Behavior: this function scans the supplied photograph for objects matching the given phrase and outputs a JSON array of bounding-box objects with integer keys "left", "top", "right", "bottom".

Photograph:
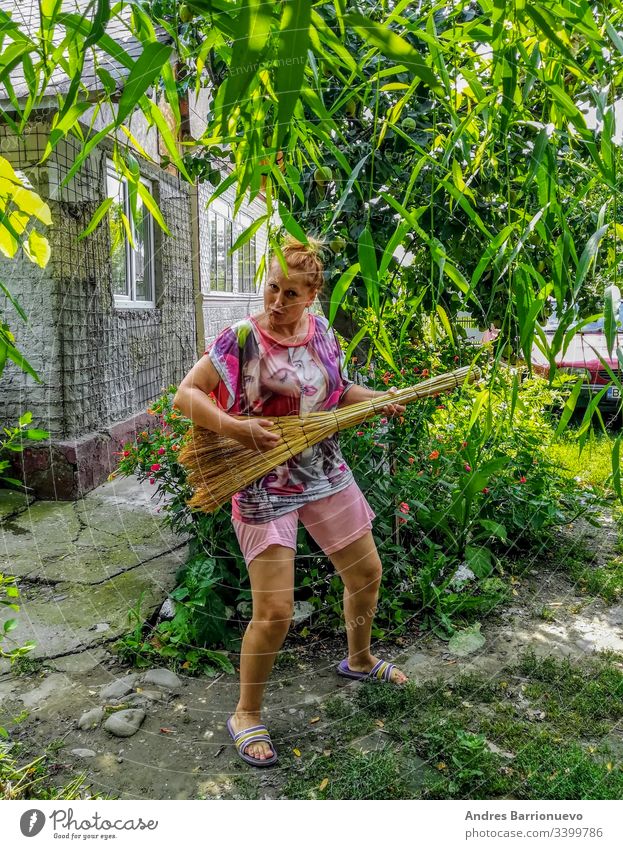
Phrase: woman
[{"left": 173, "top": 236, "right": 408, "bottom": 767}]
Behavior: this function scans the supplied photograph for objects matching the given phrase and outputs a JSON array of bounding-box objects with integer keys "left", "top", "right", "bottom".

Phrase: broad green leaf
[
  {"left": 117, "top": 42, "right": 172, "bottom": 126},
  {"left": 344, "top": 12, "right": 441, "bottom": 94},
  {"left": 275, "top": 1, "right": 311, "bottom": 150},
  {"left": 78, "top": 197, "right": 113, "bottom": 240},
  {"left": 23, "top": 230, "right": 51, "bottom": 268},
  {"left": 277, "top": 204, "right": 308, "bottom": 243},
  {"left": 555, "top": 377, "right": 584, "bottom": 437},
  {"left": 329, "top": 263, "right": 360, "bottom": 325},
  {"left": 357, "top": 226, "right": 379, "bottom": 314},
  {"left": 230, "top": 215, "right": 268, "bottom": 254}
]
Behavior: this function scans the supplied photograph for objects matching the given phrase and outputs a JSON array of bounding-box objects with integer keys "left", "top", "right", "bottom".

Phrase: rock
[
  {"left": 126, "top": 690, "right": 166, "bottom": 706},
  {"left": 71, "top": 748, "right": 97, "bottom": 758},
  {"left": 103, "top": 709, "right": 146, "bottom": 738},
  {"left": 142, "top": 669, "right": 182, "bottom": 690},
  {"left": 78, "top": 707, "right": 105, "bottom": 730},
  {"left": 292, "top": 601, "right": 314, "bottom": 625},
  {"left": 100, "top": 676, "right": 139, "bottom": 700},
  {"left": 49, "top": 650, "right": 108, "bottom": 674},
  {"left": 90, "top": 623, "right": 111, "bottom": 633},
  {"left": 158, "top": 599, "right": 176, "bottom": 621}
]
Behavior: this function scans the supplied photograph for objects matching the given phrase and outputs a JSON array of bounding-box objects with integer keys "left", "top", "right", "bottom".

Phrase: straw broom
[{"left": 178, "top": 364, "right": 480, "bottom": 513}]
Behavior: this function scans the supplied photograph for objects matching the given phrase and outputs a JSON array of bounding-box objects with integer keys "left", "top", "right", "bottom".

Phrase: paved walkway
[{"left": 0, "top": 476, "right": 187, "bottom": 667}]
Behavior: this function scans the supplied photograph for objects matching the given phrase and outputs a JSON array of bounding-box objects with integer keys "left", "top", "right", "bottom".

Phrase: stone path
[
  {"left": 1, "top": 476, "right": 622, "bottom": 799},
  {"left": 0, "top": 475, "right": 187, "bottom": 664}
]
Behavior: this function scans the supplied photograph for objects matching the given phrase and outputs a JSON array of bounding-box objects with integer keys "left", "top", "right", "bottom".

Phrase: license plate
[{"left": 607, "top": 386, "right": 622, "bottom": 400}]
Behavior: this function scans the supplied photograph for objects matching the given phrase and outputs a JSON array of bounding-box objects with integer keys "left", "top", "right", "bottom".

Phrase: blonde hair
[{"left": 270, "top": 235, "right": 326, "bottom": 293}]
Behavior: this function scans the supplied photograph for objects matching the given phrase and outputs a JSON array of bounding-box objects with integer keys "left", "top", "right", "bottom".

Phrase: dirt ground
[{"left": 2, "top": 510, "right": 622, "bottom": 800}]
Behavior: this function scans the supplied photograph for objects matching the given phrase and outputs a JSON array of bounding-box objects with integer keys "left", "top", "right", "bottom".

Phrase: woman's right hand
[{"left": 230, "top": 417, "right": 283, "bottom": 452}]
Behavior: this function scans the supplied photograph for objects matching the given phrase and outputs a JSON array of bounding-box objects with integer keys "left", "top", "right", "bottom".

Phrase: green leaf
[
  {"left": 554, "top": 377, "right": 584, "bottom": 437},
  {"left": 275, "top": 1, "right": 311, "bottom": 150},
  {"left": 230, "top": 215, "right": 268, "bottom": 254},
  {"left": 343, "top": 12, "right": 441, "bottom": 94},
  {"left": 117, "top": 42, "right": 172, "bottom": 126},
  {"left": 78, "top": 197, "right": 113, "bottom": 240},
  {"left": 23, "top": 230, "right": 51, "bottom": 268},
  {"left": 277, "top": 204, "right": 308, "bottom": 244},
  {"left": 612, "top": 434, "right": 623, "bottom": 503},
  {"left": 18, "top": 411, "right": 32, "bottom": 427},
  {"left": 24, "top": 428, "right": 49, "bottom": 440},
  {"left": 477, "top": 519, "right": 507, "bottom": 541},
  {"left": 575, "top": 225, "right": 609, "bottom": 292},
  {"left": 357, "top": 226, "right": 378, "bottom": 314},
  {"left": 604, "top": 285, "right": 620, "bottom": 358}
]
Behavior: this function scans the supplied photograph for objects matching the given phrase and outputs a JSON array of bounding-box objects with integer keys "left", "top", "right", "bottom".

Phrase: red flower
[
  {"left": 158, "top": 447, "right": 165, "bottom": 455},
  {"left": 150, "top": 463, "right": 161, "bottom": 472},
  {"left": 421, "top": 369, "right": 430, "bottom": 377},
  {"left": 454, "top": 355, "right": 459, "bottom": 362},
  {"left": 172, "top": 444, "right": 179, "bottom": 451},
  {"left": 380, "top": 417, "right": 388, "bottom": 425},
  {"left": 482, "top": 487, "right": 489, "bottom": 494},
  {"left": 413, "top": 367, "right": 419, "bottom": 373},
  {"left": 149, "top": 478, "right": 155, "bottom": 485},
  {"left": 381, "top": 372, "right": 394, "bottom": 385},
  {"left": 123, "top": 450, "right": 131, "bottom": 457},
  {"left": 399, "top": 502, "right": 410, "bottom": 513},
  {"left": 408, "top": 456, "right": 415, "bottom": 465},
  {"left": 464, "top": 464, "right": 471, "bottom": 472},
  {"left": 519, "top": 476, "right": 527, "bottom": 483},
  {"left": 461, "top": 441, "right": 468, "bottom": 448},
  {"left": 429, "top": 450, "right": 440, "bottom": 460},
  {"left": 356, "top": 431, "right": 364, "bottom": 436},
  {"left": 436, "top": 405, "right": 445, "bottom": 410},
  {"left": 398, "top": 517, "right": 407, "bottom": 525}
]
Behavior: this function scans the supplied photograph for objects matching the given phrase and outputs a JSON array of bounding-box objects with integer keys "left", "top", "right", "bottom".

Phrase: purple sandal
[
  {"left": 226, "top": 716, "right": 278, "bottom": 768},
  {"left": 336, "top": 657, "right": 403, "bottom": 683}
]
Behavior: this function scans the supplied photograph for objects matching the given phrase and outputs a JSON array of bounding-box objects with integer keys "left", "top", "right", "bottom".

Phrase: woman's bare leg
[
  {"left": 230, "top": 544, "right": 295, "bottom": 761},
  {"left": 329, "top": 531, "right": 407, "bottom": 683}
]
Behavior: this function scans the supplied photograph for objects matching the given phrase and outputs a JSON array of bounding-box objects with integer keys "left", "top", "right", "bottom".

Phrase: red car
[{"left": 531, "top": 315, "right": 623, "bottom": 415}]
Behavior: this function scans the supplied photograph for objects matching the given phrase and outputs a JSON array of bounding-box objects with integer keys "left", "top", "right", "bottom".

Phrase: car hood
[{"left": 531, "top": 332, "right": 623, "bottom": 370}]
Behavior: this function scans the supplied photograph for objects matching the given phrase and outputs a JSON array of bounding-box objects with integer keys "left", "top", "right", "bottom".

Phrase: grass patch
[
  {"left": 550, "top": 434, "right": 615, "bottom": 492},
  {"left": 279, "top": 650, "right": 623, "bottom": 800}
]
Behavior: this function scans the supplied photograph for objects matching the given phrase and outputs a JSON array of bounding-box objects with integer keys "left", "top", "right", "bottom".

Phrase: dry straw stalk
[{"left": 179, "top": 365, "right": 481, "bottom": 513}]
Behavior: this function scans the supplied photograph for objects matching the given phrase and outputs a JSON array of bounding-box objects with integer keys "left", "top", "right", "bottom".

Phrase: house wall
[
  {"left": 196, "top": 180, "right": 267, "bottom": 347},
  {"left": 0, "top": 120, "right": 195, "bottom": 497}
]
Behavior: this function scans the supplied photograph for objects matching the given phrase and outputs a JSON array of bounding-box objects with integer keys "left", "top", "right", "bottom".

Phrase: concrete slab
[
  {"left": 0, "top": 489, "right": 34, "bottom": 521},
  {"left": 0, "top": 547, "right": 187, "bottom": 659},
  {"left": 1, "top": 498, "right": 183, "bottom": 583}
]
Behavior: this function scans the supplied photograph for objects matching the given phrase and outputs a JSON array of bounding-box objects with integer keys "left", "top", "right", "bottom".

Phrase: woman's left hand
[{"left": 381, "top": 386, "right": 406, "bottom": 418}]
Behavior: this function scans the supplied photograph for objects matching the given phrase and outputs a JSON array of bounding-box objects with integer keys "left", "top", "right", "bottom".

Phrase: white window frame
[
  {"left": 107, "top": 159, "right": 156, "bottom": 309},
  {"left": 206, "top": 197, "right": 234, "bottom": 294},
  {"left": 237, "top": 211, "right": 257, "bottom": 295}
]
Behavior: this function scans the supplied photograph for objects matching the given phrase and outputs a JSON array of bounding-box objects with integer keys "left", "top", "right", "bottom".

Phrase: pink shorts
[{"left": 232, "top": 482, "right": 376, "bottom": 567}]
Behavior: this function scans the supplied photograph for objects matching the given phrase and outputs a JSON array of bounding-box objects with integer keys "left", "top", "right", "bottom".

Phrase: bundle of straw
[{"left": 179, "top": 365, "right": 480, "bottom": 513}]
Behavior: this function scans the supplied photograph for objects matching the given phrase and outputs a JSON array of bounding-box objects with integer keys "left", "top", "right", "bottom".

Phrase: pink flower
[
  {"left": 150, "top": 463, "right": 161, "bottom": 472},
  {"left": 158, "top": 447, "right": 165, "bottom": 455},
  {"left": 482, "top": 487, "right": 489, "bottom": 494},
  {"left": 519, "top": 476, "right": 527, "bottom": 483},
  {"left": 464, "top": 464, "right": 471, "bottom": 472},
  {"left": 399, "top": 502, "right": 410, "bottom": 513},
  {"left": 408, "top": 456, "right": 415, "bottom": 465},
  {"left": 356, "top": 431, "right": 364, "bottom": 436},
  {"left": 398, "top": 517, "right": 407, "bottom": 525},
  {"left": 149, "top": 478, "right": 155, "bottom": 485},
  {"left": 380, "top": 417, "right": 388, "bottom": 425}
]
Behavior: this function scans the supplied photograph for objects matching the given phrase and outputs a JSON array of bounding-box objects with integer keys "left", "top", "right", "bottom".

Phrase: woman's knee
[
  {"left": 252, "top": 600, "right": 294, "bottom": 632},
  {"left": 343, "top": 555, "right": 382, "bottom": 594}
]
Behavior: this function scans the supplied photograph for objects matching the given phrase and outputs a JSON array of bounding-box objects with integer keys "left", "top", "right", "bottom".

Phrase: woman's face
[
  {"left": 290, "top": 347, "right": 321, "bottom": 399},
  {"left": 261, "top": 364, "right": 302, "bottom": 398},
  {"left": 264, "top": 262, "right": 317, "bottom": 328}
]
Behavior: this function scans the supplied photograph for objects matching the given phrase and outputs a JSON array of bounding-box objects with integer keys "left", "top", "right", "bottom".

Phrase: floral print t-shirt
[{"left": 205, "top": 313, "right": 355, "bottom": 524}]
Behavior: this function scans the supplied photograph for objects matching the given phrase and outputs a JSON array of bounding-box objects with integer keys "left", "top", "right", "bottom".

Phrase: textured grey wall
[{"left": 0, "top": 122, "right": 196, "bottom": 441}]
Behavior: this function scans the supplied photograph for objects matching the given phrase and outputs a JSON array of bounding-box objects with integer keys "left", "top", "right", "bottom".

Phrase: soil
[{"left": 2, "top": 509, "right": 622, "bottom": 800}]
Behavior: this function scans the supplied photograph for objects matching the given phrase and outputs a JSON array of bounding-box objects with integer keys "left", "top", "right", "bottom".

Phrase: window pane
[
  {"left": 216, "top": 216, "right": 225, "bottom": 291},
  {"left": 133, "top": 193, "right": 152, "bottom": 302},
  {"left": 209, "top": 211, "right": 217, "bottom": 291},
  {"left": 226, "top": 220, "right": 233, "bottom": 292},
  {"left": 107, "top": 171, "right": 128, "bottom": 297}
]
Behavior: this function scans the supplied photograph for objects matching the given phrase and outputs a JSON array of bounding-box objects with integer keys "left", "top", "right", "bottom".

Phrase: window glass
[
  {"left": 107, "top": 170, "right": 128, "bottom": 297},
  {"left": 133, "top": 192, "right": 151, "bottom": 302}
]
